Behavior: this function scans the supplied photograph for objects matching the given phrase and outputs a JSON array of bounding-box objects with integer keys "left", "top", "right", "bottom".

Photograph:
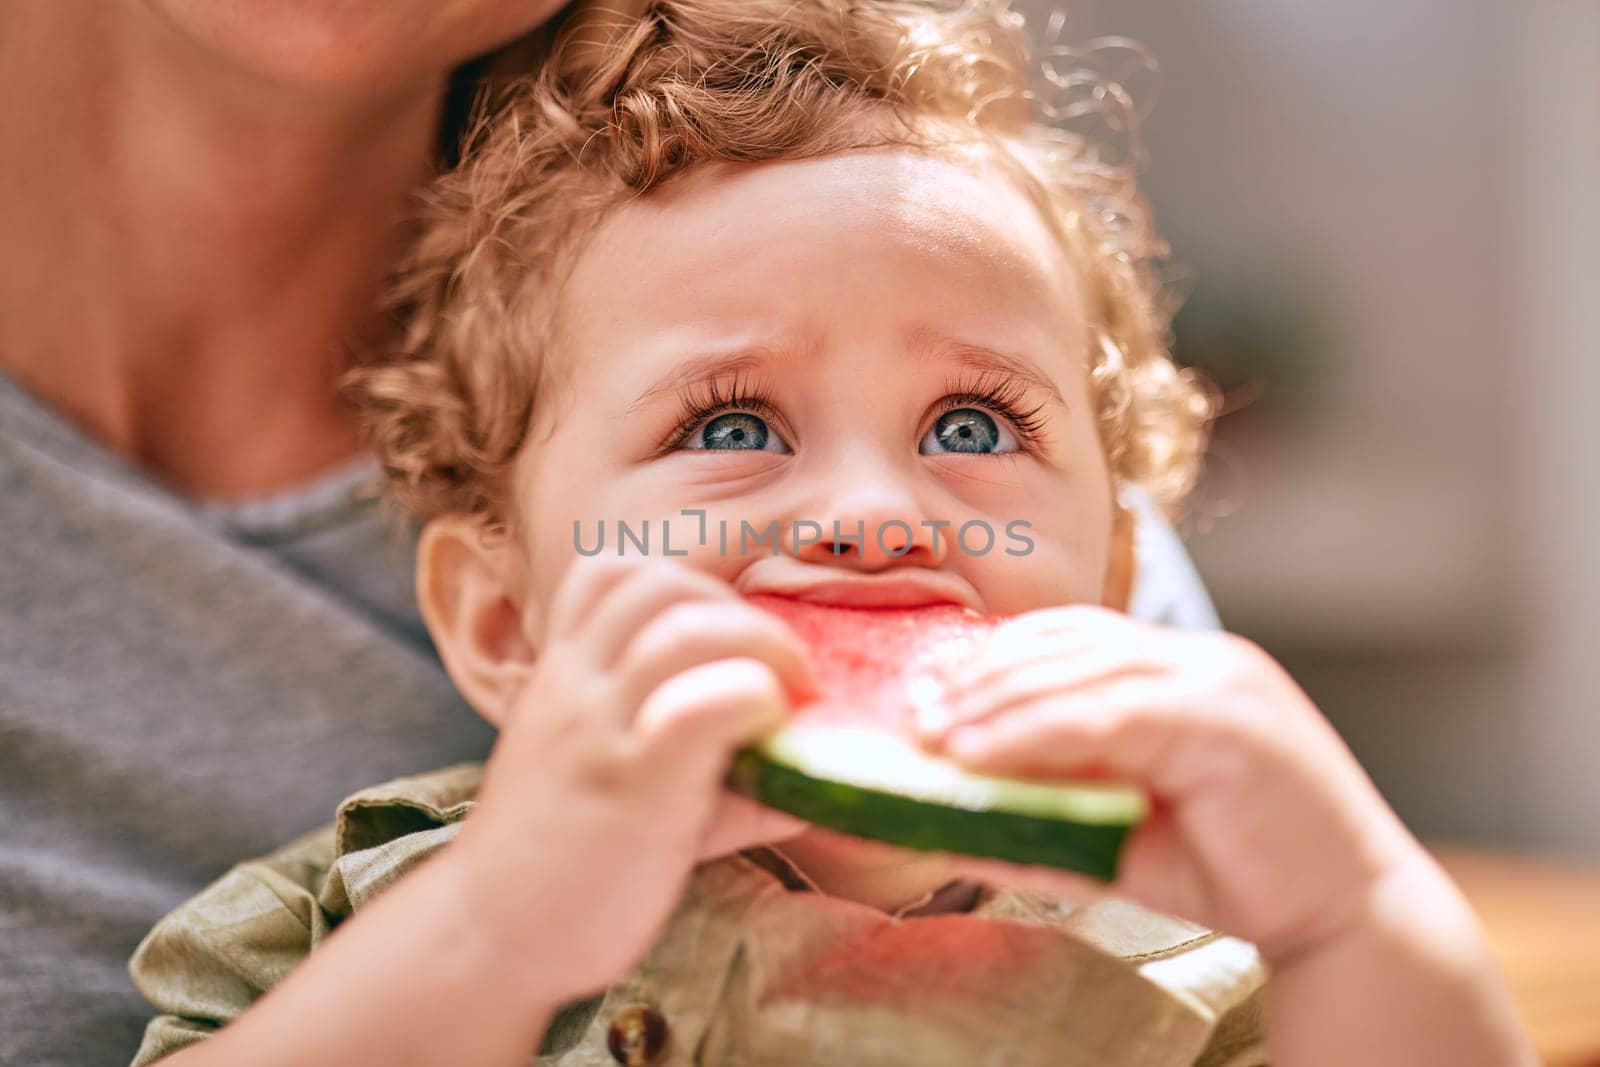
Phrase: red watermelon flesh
[
  {"left": 744, "top": 594, "right": 995, "bottom": 733},
  {"left": 732, "top": 595, "right": 1146, "bottom": 879}
]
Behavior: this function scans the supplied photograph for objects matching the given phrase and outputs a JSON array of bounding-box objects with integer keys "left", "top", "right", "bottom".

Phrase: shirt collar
[
  {"left": 333, "top": 762, "right": 483, "bottom": 856},
  {"left": 330, "top": 765, "right": 1032, "bottom": 926}
]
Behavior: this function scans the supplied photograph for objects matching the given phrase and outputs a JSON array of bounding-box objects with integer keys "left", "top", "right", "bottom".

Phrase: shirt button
[{"left": 606, "top": 1002, "right": 669, "bottom": 1066}]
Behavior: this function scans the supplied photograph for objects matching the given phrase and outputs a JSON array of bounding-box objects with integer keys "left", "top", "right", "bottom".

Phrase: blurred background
[
  {"left": 1012, "top": 0, "right": 1600, "bottom": 861},
  {"left": 1008, "top": 6, "right": 1600, "bottom": 1054}
]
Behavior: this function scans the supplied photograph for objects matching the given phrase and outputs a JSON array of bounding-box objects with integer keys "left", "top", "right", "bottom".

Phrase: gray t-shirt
[
  {"left": 0, "top": 373, "right": 495, "bottom": 1066},
  {"left": 0, "top": 372, "right": 1219, "bottom": 1067}
]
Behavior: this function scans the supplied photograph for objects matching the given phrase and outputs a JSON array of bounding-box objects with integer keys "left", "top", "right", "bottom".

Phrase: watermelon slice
[{"left": 727, "top": 595, "right": 1147, "bottom": 881}]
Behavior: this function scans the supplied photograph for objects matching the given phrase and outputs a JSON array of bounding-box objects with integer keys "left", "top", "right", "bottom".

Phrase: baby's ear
[
  {"left": 1101, "top": 503, "right": 1137, "bottom": 613},
  {"left": 416, "top": 515, "right": 537, "bottom": 727}
]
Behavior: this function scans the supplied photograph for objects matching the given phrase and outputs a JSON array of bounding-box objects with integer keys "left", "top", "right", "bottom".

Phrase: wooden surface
[{"left": 1433, "top": 845, "right": 1600, "bottom": 1067}]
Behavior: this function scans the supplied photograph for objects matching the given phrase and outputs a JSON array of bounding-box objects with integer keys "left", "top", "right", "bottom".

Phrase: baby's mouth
[{"left": 738, "top": 565, "right": 983, "bottom": 611}]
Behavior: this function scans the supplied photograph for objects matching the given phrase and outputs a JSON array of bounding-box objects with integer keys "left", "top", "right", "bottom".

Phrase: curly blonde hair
[{"left": 349, "top": 0, "right": 1212, "bottom": 523}]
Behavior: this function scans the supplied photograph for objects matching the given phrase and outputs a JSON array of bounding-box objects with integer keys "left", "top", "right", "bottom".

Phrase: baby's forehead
[
  {"left": 553, "top": 146, "right": 1084, "bottom": 353},
  {"left": 616, "top": 146, "right": 1065, "bottom": 267}
]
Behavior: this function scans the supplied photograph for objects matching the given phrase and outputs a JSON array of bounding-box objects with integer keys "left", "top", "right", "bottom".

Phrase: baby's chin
[{"left": 774, "top": 827, "right": 967, "bottom": 914}]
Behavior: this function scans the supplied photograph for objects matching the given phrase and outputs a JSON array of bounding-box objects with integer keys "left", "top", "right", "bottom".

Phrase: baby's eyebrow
[
  {"left": 907, "top": 329, "right": 1067, "bottom": 407},
  {"left": 626, "top": 348, "right": 779, "bottom": 413},
  {"left": 626, "top": 333, "right": 1066, "bottom": 411}
]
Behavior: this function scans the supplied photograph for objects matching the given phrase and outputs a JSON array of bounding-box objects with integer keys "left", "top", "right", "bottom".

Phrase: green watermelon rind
[{"left": 728, "top": 724, "right": 1146, "bottom": 882}]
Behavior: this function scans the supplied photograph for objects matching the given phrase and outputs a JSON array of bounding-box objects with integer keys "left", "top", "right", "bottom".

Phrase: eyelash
[
  {"left": 931, "top": 371, "right": 1050, "bottom": 449},
  {"left": 659, "top": 370, "right": 1050, "bottom": 452},
  {"left": 659, "top": 373, "right": 782, "bottom": 453}
]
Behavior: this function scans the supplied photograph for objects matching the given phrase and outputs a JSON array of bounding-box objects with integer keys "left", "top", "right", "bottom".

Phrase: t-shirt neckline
[{"left": 0, "top": 367, "right": 384, "bottom": 542}]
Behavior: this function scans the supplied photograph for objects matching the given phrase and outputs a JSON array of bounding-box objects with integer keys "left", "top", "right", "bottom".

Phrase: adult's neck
[{"left": 0, "top": 2, "right": 446, "bottom": 499}]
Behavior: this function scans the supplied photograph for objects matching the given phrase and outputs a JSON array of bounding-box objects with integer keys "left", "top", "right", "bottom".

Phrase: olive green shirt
[{"left": 127, "top": 765, "right": 1267, "bottom": 1067}]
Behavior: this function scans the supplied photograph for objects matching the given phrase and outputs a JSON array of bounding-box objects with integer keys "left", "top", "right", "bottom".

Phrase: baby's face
[
  {"left": 512, "top": 145, "right": 1114, "bottom": 635},
  {"left": 505, "top": 146, "right": 1115, "bottom": 909}
]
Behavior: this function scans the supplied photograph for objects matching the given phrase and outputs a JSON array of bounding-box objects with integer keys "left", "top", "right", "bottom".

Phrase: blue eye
[
  {"left": 686, "top": 412, "right": 791, "bottom": 453},
  {"left": 920, "top": 407, "right": 1018, "bottom": 455}
]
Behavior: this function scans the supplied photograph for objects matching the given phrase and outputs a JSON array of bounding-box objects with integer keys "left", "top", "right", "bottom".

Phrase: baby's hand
[
  {"left": 919, "top": 606, "right": 1428, "bottom": 960},
  {"left": 453, "top": 556, "right": 812, "bottom": 998},
  {"left": 920, "top": 606, "right": 1536, "bottom": 1065}
]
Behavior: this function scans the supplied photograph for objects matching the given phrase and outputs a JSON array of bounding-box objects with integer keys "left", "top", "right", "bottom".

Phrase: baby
[{"left": 127, "top": 1, "right": 1534, "bottom": 1065}]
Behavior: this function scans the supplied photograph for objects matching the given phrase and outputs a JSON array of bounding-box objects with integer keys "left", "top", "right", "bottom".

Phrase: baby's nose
[{"left": 794, "top": 490, "right": 948, "bottom": 569}]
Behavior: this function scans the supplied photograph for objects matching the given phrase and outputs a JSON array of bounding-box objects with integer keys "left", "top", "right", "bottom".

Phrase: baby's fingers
[
  {"left": 583, "top": 561, "right": 738, "bottom": 667},
  {"left": 935, "top": 683, "right": 1210, "bottom": 795},
  {"left": 618, "top": 601, "right": 814, "bottom": 716},
  {"left": 546, "top": 554, "right": 638, "bottom": 639},
  {"left": 635, "top": 657, "right": 789, "bottom": 786},
  {"left": 923, "top": 608, "right": 1158, "bottom": 736},
  {"left": 935, "top": 697, "right": 1239, "bottom": 923},
  {"left": 930, "top": 629, "right": 1304, "bottom": 795},
  {"left": 926, "top": 659, "right": 1162, "bottom": 738},
  {"left": 628, "top": 658, "right": 791, "bottom": 859}
]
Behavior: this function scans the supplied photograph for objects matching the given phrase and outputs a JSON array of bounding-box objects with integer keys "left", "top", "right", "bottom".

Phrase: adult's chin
[{"left": 134, "top": 0, "right": 567, "bottom": 93}]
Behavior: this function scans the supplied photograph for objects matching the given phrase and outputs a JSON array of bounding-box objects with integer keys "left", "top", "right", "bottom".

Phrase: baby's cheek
[
  {"left": 964, "top": 523, "right": 1110, "bottom": 615},
  {"left": 944, "top": 446, "right": 1114, "bottom": 614}
]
